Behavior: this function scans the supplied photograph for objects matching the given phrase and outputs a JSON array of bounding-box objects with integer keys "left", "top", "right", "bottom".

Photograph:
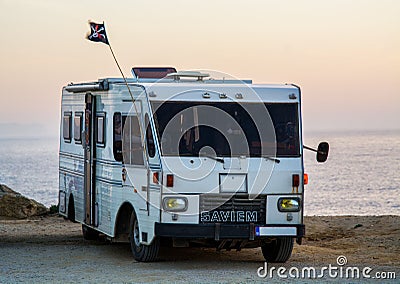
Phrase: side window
[
  {"left": 96, "top": 113, "right": 106, "bottom": 147},
  {"left": 122, "top": 115, "right": 144, "bottom": 165},
  {"left": 113, "top": 112, "right": 123, "bottom": 162},
  {"left": 145, "top": 114, "right": 156, "bottom": 158},
  {"left": 74, "top": 112, "right": 83, "bottom": 144},
  {"left": 63, "top": 112, "right": 72, "bottom": 143}
]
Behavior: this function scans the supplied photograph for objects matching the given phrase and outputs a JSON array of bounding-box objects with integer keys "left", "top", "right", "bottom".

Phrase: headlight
[
  {"left": 278, "top": 198, "right": 301, "bottom": 212},
  {"left": 162, "top": 197, "right": 188, "bottom": 212}
]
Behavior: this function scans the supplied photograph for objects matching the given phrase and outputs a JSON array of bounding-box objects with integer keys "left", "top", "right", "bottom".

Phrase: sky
[{"left": 0, "top": 0, "right": 399, "bottom": 138}]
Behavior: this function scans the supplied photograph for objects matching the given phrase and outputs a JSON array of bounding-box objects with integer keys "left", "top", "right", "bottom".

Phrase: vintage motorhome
[{"left": 59, "top": 68, "right": 328, "bottom": 262}]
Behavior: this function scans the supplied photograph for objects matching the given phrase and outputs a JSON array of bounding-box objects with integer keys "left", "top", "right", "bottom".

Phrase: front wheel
[
  {"left": 129, "top": 212, "right": 159, "bottom": 262},
  {"left": 261, "top": 237, "right": 294, "bottom": 263}
]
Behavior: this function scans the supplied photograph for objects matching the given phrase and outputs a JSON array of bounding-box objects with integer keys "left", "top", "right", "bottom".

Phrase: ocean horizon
[{"left": 0, "top": 129, "right": 399, "bottom": 216}]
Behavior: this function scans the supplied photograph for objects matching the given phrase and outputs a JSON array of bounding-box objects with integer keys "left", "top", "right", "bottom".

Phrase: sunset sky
[{"left": 0, "top": 0, "right": 399, "bottom": 137}]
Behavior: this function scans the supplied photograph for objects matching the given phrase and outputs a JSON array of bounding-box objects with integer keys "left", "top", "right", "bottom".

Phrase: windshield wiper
[
  {"left": 199, "top": 153, "right": 224, "bottom": 164},
  {"left": 200, "top": 154, "right": 279, "bottom": 164},
  {"left": 263, "top": 156, "right": 280, "bottom": 164}
]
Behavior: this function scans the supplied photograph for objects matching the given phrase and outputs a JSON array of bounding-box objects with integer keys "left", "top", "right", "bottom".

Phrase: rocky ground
[
  {"left": 0, "top": 184, "right": 48, "bottom": 219},
  {"left": 1, "top": 184, "right": 399, "bottom": 283},
  {"left": 0, "top": 215, "right": 399, "bottom": 283}
]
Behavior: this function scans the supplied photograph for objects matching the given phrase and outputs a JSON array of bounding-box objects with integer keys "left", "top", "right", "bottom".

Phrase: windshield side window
[{"left": 145, "top": 114, "right": 156, "bottom": 158}]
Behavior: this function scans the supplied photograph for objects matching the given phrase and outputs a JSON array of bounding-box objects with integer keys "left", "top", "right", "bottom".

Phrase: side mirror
[{"left": 316, "top": 142, "right": 329, "bottom": 163}]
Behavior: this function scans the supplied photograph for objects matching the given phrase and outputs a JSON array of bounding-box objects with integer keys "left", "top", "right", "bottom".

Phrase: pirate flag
[{"left": 86, "top": 21, "right": 109, "bottom": 45}]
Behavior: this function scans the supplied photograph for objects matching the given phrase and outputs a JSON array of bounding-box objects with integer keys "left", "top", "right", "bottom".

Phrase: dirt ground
[{"left": 0, "top": 215, "right": 399, "bottom": 283}]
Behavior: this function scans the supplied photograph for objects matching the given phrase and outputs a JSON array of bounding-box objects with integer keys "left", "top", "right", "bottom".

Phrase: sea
[{"left": 0, "top": 130, "right": 399, "bottom": 216}]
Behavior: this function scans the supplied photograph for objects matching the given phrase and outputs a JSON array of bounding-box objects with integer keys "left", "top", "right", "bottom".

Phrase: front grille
[{"left": 199, "top": 194, "right": 266, "bottom": 224}]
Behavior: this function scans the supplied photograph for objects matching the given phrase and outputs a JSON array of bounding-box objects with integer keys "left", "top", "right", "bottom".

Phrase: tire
[
  {"left": 82, "top": 224, "right": 99, "bottom": 240},
  {"left": 129, "top": 211, "right": 159, "bottom": 262},
  {"left": 68, "top": 197, "right": 76, "bottom": 223},
  {"left": 261, "top": 237, "right": 294, "bottom": 263}
]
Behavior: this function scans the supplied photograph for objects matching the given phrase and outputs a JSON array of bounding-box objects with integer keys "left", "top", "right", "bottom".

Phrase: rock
[
  {"left": 0, "top": 184, "right": 17, "bottom": 196},
  {"left": 0, "top": 184, "right": 48, "bottom": 219}
]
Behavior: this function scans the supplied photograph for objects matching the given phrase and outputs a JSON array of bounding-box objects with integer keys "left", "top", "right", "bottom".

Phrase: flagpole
[
  {"left": 87, "top": 21, "right": 147, "bottom": 157},
  {"left": 107, "top": 42, "right": 149, "bottom": 155},
  {"left": 107, "top": 41, "right": 135, "bottom": 103},
  {"left": 99, "top": 22, "right": 148, "bottom": 161}
]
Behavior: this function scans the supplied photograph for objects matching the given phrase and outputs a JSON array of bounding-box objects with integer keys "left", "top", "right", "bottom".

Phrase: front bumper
[{"left": 155, "top": 223, "right": 305, "bottom": 240}]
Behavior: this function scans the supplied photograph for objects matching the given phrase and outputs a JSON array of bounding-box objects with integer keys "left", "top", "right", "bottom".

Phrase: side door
[
  {"left": 121, "top": 100, "right": 148, "bottom": 211},
  {"left": 83, "top": 93, "right": 97, "bottom": 226},
  {"left": 121, "top": 95, "right": 162, "bottom": 244},
  {"left": 144, "top": 111, "right": 162, "bottom": 216},
  {"left": 121, "top": 99, "right": 162, "bottom": 215}
]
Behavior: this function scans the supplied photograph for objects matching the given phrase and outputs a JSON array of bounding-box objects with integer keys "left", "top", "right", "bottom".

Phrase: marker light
[
  {"left": 278, "top": 198, "right": 301, "bottom": 212},
  {"left": 162, "top": 197, "right": 188, "bottom": 212},
  {"left": 153, "top": 172, "right": 159, "bottom": 184},
  {"left": 292, "top": 174, "right": 300, "bottom": 187},
  {"left": 166, "top": 174, "right": 174, "bottom": 187},
  {"left": 304, "top": 173, "right": 308, "bottom": 185}
]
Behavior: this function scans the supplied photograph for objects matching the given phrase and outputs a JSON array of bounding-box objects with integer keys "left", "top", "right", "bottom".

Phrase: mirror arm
[
  {"left": 303, "top": 145, "right": 317, "bottom": 153},
  {"left": 304, "top": 145, "right": 326, "bottom": 155}
]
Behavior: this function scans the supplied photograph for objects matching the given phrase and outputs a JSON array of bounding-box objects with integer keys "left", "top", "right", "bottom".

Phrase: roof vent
[{"left": 166, "top": 71, "right": 210, "bottom": 81}]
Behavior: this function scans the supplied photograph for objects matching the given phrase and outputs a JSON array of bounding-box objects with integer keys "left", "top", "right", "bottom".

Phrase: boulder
[
  {"left": 0, "top": 184, "right": 16, "bottom": 196},
  {"left": 0, "top": 184, "right": 48, "bottom": 219}
]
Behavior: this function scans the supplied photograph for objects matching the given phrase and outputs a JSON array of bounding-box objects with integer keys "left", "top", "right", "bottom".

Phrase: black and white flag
[{"left": 86, "top": 21, "right": 109, "bottom": 45}]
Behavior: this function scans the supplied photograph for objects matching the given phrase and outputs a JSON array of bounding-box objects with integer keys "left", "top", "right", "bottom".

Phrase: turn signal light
[
  {"left": 292, "top": 174, "right": 300, "bottom": 187},
  {"left": 153, "top": 172, "right": 159, "bottom": 184},
  {"left": 304, "top": 173, "right": 308, "bottom": 185},
  {"left": 166, "top": 174, "right": 174, "bottom": 187}
]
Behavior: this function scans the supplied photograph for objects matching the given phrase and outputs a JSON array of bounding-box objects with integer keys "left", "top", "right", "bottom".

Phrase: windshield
[{"left": 151, "top": 101, "right": 300, "bottom": 158}]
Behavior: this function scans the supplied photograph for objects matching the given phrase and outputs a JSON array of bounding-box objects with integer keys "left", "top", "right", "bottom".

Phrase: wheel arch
[{"left": 114, "top": 201, "right": 135, "bottom": 242}]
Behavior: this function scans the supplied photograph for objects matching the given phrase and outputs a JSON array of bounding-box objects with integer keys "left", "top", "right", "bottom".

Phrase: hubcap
[{"left": 134, "top": 219, "right": 141, "bottom": 247}]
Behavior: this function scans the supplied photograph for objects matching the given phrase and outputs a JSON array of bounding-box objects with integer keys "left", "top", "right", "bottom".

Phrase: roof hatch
[{"left": 131, "top": 67, "right": 176, "bottom": 79}]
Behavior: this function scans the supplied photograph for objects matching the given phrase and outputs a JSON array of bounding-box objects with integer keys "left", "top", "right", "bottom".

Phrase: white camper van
[{"left": 58, "top": 68, "right": 328, "bottom": 262}]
